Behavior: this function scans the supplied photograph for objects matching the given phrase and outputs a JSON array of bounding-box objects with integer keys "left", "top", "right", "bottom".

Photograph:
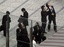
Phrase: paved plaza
[{"left": 0, "top": 0, "right": 64, "bottom": 47}]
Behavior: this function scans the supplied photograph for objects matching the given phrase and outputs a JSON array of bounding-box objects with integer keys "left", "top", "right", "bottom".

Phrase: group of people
[
  {"left": 16, "top": 2, "right": 57, "bottom": 47},
  {"left": 41, "top": 3, "right": 57, "bottom": 33},
  {"left": 0, "top": 2, "right": 57, "bottom": 47}
]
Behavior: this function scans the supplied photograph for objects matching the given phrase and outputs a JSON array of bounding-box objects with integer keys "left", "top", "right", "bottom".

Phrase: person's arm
[
  {"left": 52, "top": 6, "right": 56, "bottom": 17},
  {"left": 16, "top": 29, "right": 19, "bottom": 40},
  {"left": 2, "top": 16, "right": 5, "bottom": 24},
  {"left": 9, "top": 17, "right": 11, "bottom": 23}
]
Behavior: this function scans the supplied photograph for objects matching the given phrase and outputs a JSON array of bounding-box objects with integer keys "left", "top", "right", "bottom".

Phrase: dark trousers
[
  {"left": 42, "top": 22, "right": 46, "bottom": 33},
  {"left": 48, "top": 17, "right": 57, "bottom": 31},
  {"left": 3, "top": 27, "right": 6, "bottom": 37}
]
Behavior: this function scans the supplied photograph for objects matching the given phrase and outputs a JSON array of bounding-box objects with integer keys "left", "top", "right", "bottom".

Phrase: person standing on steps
[
  {"left": 41, "top": 5, "right": 48, "bottom": 34},
  {"left": 2, "top": 11, "right": 11, "bottom": 37},
  {"left": 46, "top": 3, "right": 57, "bottom": 32},
  {"left": 21, "top": 8, "right": 28, "bottom": 28}
]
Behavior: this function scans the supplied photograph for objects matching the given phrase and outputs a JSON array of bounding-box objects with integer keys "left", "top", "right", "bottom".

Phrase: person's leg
[
  {"left": 44, "top": 22, "right": 47, "bottom": 33},
  {"left": 53, "top": 18, "right": 57, "bottom": 32},
  {"left": 48, "top": 20, "right": 52, "bottom": 31},
  {"left": 42, "top": 22, "right": 47, "bottom": 33},
  {"left": 42, "top": 23, "right": 45, "bottom": 33},
  {"left": 3, "top": 28, "right": 6, "bottom": 37}
]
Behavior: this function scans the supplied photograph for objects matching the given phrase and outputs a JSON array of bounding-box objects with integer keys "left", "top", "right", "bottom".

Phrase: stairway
[
  {"left": 0, "top": 0, "right": 64, "bottom": 47},
  {"left": 37, "top": 28, "right": 64, "bottom": 47}
]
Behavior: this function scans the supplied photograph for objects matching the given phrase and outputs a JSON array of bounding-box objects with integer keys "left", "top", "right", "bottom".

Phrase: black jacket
[
  {"left": 41, "top": 10, "right": 47, "bottom": 22},
  {"left": 2, "top": 15, "right": 11, "bottom": 28},
  {"left": 48, "top": 6, "right": 56, "bottom": 20},
  {"left": 16, "top": 28, "right": 30, "bottom": 47},
  {"left": 23, "top": 11, "right": 28, "bottom": 26},
  {"left": 33, "top": 25, "right": 43, "bottom": 37}
]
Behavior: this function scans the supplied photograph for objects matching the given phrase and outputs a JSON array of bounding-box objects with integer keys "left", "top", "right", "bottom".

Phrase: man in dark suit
[
  {"left": 41, "top": 5, "right": 47, "bottom": 33},
  {"left": 46, "top": 3, "right": 57, "bottom": 32},
  {"left": 2, "top": 11, "right": 11, "bottom": 37},
  {"left": 21, "top": 8, "right": 28, "bottom": 27}
]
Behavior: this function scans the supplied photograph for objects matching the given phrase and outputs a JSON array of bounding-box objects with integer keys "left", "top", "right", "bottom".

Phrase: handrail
[{"left": 0, "top": 0, "right": 6, "bottom": 5}]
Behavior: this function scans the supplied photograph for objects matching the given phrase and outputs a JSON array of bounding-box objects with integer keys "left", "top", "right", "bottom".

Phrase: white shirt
[
  {"left": 49, "top": 6, "right": 53, "bottom": 12},
  {"left": 33, "top": 40, "right": 36, "bottom": 47}
]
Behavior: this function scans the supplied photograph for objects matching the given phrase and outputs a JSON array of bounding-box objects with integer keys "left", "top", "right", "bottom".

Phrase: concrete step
[
  {"left": 40, "top": 43, "right": 64, "bottom": 46},
  {"left": 44, "top": 40, "right": 64, "bottom": 43},
  {"left": 48, "top": 37, "right": 64, "bottom": 40},
  {"left": 0, "top": 0, "right": 27, "bottom": 13}
]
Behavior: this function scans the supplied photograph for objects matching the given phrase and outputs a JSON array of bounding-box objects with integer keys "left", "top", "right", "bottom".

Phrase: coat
[
  {"left": 16, "top": 28, "right": 30, "bottom": 47},
  {"left": 41, "top": 10, "right": 47, "bottom": 22},
  {"left": 47, "top": 6, "right": 56, "bottom": 20},
  {"left": 2, "top": 15, "right": 11, "bottom": 29},
  {"left": 23, "top": 11, "right": 28, "bottom": 26},
  {"left": 33, "top": 25, "right": 43, "bottom": 43}
]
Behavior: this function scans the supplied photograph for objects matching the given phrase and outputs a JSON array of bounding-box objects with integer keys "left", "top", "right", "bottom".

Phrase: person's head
[
  {"left": 21, "top": 8, "right": 26, "bottom": 12},
  {"left": 35, "top": 22, "right": 39, "bottom": 26},
  {"left": 21, "top": 22, "right": 25, "bottom": 29},
  {"left": 32, "top": 35, "right": 35, "bottom": 40},
  {"left": 41, "top": 5, "right": 45, "bottom": 10},
  {"left": 18, "top": 22, "right": 25, "bottom": 29},
  {"left": 18, "top": 23, "right": 22, "bottom": 29},
  {"left": 41, "top": 5, "right": 47, "bottom": 11},
  {"left": 6, "top": 11, "right": 10, "bottom": 15},
  {"left": 35, "top": 22, "right": 40, "bottom": 28},
  {"left": 46, "top": 2, "right": 52, "bottom": 7}
]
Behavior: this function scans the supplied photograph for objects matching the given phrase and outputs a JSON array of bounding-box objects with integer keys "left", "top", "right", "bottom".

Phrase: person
[
  {"left": 21, "top": 8, "right": 28, "bottom": 27},
  {"left": 2, "top": 11, "right": 11, "bottom": 37},
  {"left": 46, "top": 3, "right": 57, "bottom": 32},
  {"left": 32, "top": 35, "right": 36, "bottom": 47},
  {"left": 33, "top": 22, "right": 42, "bottom": 44},
  {"left": 16, "top": 23, "right": 30, "bottom": 47},
  {"left": 41, "top": 5, "right": 47, "bottom": 33},
  {"left": 16, "top": 23, "right": 22, "bottom": 47}
]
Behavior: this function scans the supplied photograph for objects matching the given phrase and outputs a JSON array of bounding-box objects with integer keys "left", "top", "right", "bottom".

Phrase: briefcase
[{"left": 0, "top": 25, "right": 3, "bottom": 31}]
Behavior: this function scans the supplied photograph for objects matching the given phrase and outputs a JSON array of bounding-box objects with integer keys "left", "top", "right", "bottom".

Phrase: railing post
[
  {"left": 30, "top": 20, "right": 33, "bottom": 47},
  {"left": 6, "top": 16, "right": 9, "bottom": 47}
]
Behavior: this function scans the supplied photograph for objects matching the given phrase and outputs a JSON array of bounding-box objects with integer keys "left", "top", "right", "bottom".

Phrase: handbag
[{"left": 0, "top": 25, "right": 3, "bottom": 31}]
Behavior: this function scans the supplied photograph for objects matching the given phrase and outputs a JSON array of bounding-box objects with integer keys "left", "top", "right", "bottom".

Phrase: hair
[
  {"left": 21, "top": 8, "right": 26, "bottom": 11},
  {"left": 6, "top": 11, "right": 10, "bottom": 14},
  {"left": 41, "top": 5, "right": 44, "bottom": 10},
  {"left": 36, "top": 22, "right": 39, "bottom": 26},
  {"left": 46, "top": 2, "right": 49, "bottom": 8},
  {"left": 18, "top": 23, "right": 21, "bottom": 28}
]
